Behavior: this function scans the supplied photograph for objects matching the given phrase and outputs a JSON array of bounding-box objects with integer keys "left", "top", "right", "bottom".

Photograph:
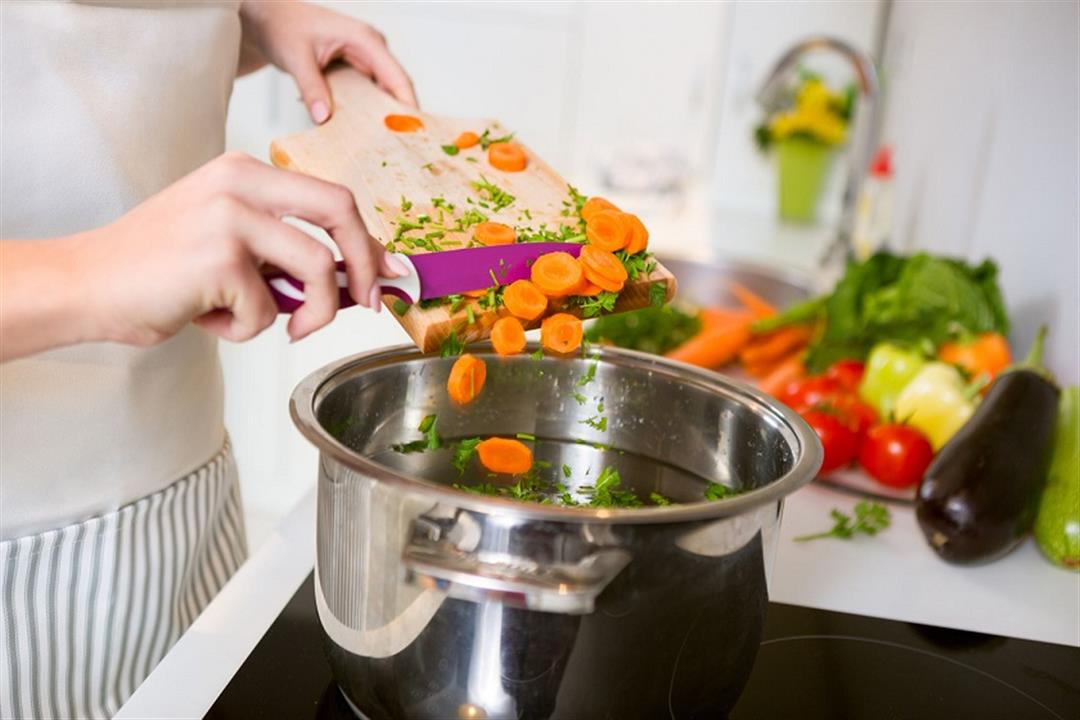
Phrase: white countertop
[
  {"left": 120, "top": 198, "right": 1079, "bottom": 718},
  {"left": 117, "top": 477, "right": 1080, "bottom": 720}
]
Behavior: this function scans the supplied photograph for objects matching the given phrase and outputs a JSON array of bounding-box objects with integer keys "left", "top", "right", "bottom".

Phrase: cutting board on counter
[{"left": 269, "top": 67, "right": 676, "bottom": 353}]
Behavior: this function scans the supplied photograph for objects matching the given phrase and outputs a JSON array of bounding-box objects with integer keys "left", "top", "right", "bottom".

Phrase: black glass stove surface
[{"left": 205, "top": 574, "right": 1079, "bottom": 720}]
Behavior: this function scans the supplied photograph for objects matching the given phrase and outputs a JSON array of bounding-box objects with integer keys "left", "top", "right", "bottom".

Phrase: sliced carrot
[
  {"left": 575, "top": 280, "right": 604, "bottom": 297},
  {"left": 541, "top": 313, "right": 584, "bottom": 354},
  {"left": 579, "top": 245, "right": 629, "bottom": 284},
  {"left": 758, "top": 354, "right": 806, "bottom": 397},
  {"left": 462, "top": 289, "right": 487, "bottom": 298},
  {"left": 488, "top": 142, "right": 528, "bottom": 172},
  {"left": 491, "top": 317, "right": 527, "bottom": 356},
  {"left": 580, "top": 196, "right": 619, "bottom": 223},
  {"left": 739, "top": 325, "right": 812, "bottom": 368},
  {"left": 729, "top": 281, "right": 776, "bottom": 320},
  {"left": 530, "top": 252, "right": 585, "bottom": 297},
  {"left": 477, "top": 437, "right": 533, "bottom": 475},
  {"left": 455, "top": 131, "right": 480, "bottom": 149},
  {"left": 473, "top": 221, "right": 516, "bottom": 246},
  {"left": 582, "top": 265, "right": 624, "bottom": 293},
  {"left": 447, "top": 354, "right": 487, "bottom": 404},
  {"left": 624, "top": 213, "right": 649, "bottom": 255},
  {"left": 664, "top": 319, "right": 752, "bottom": 369},
  {"left": 700, "top": 307, "right": 753, "bottom": 328},
  {"left": 384, "top": 114, "right": 424, "bottom": 132},
  {"left": 586, "top": 210, "right": 631, "bottom": 252},
  {"left": 502, "top": 280, "right": 548, "bottom": 321}
]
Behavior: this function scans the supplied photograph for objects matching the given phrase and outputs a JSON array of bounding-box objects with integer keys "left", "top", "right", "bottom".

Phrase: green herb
[
  {"left": 530, "top": 347, "right": 544, "bottom": 361},
  {"left": 454, "top": 208, "right": 488, "bottom": 231},
  {"left": 441, "top": 144, "right": 460, "bottom": 156},
  {"left": 757, "top": 252, "right": 1010, "bottom": 374},
  {"left": 586, "top": 305, "right": 702, "bottom": 355},
  {"left": 440, "top": 330, "right": 465, "bottom": 357},
  {"left": 576, "top": 361, "right": 598, "bottom": 387},
  {"left": 704, "top": 482, "right": 738, "bottom": 501},
  {"left": 478, "top": 128, "right": 515, "bottom": 150},
  {"left": 615, "top": 250, "right": 655, "bottom": 281},
  {"left": 572, "top": 391, "right": 588, "bottom": 405},
  {"left": 465, "top": 305, "right": 476, "bottom": 324},
  {"left": 580, "top": 415, "right": 608, "bottom": 432},
  {"left": 451, "top": 437, "right": 482, "bottom": 474},
  {"left": 392, "top": 414, "right": 442, "bottom": 453},
  {"left": 562, "top": 464, "right": 572, "bottom": 478},
  {"left": 431, "top": 196, "right": 455, "bottom": 211},
  {"left": 795, "top": 501, "right": 892, "bottom": 542},
  {"left": 581, "top": 467, "right": 641, "bottom": 508},
  {"left": 422, "top": 162, "right": 435, "bottom": 172},
  {"left": 516, "top": 433, "right": 536, "bottom": 441},
  {"left": 575, "top": 291, "right": 619, "bottom": 318},
  {"left": 392, "top": 299, "right": 410, "bottom": 316},
  {"left": 471, "top": 176, "right": 516, "bottom": 211},
  {"left": 447, "top": 294, "right": 466, "bottom": 314},
  {"left": 649, "top": 282, "right": 667, "bottom": 308},
  {"left": 400, "top": 196, "right": 413, "bottom": 213},
  {"left": 453, "top": 481, "right": 500, "bottom": 496},
  {"left": 465, "top": 157, "right": 479, "bottom": 164},
  {"left": 650, "top": 492, "right": 673, "bottom": 506},
  {"left": 381, "top": 161, "right": 388, "bottom": 168},
  {"left": 374, "top": 206, "right": 384, "bottom": 213}
]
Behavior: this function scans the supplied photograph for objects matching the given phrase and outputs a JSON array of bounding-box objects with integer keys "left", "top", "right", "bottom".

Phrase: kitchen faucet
[{"left": 756, "top": 36, "right": 880, "bottom": 271}]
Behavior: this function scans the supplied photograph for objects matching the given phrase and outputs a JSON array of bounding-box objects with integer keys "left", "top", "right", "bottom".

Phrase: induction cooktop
[{"left": 205, "top": 574, "right": 1079, "bottom": 720}]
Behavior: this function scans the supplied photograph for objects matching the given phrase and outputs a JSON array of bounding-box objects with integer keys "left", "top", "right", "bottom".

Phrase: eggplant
[{"left": 916, "top": 327, "right": 1060, "bottom": 564}]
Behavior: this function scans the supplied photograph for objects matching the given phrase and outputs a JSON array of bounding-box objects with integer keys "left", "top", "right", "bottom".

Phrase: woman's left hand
[{"left": 239, "top": 1, "right": 416, "bottom": 123}]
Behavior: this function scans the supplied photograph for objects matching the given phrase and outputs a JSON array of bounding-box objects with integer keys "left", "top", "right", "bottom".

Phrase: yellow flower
[{"left": 766, "top": 78, "right": 848, "bottom": 147}]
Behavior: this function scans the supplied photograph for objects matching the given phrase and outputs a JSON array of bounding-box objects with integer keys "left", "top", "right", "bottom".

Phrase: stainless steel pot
[{"left": 291, "top": 344, "right": 821, "bottom": 720}]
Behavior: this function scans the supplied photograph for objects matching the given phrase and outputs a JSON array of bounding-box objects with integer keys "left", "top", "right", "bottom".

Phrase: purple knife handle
[{"left": 266, "top": 258, "right": 416, "bottom": 313}]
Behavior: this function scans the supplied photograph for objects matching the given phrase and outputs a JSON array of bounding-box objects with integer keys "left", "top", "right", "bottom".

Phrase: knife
[{"left": 266, "top": 242, "right": 582, "bottom": 311}]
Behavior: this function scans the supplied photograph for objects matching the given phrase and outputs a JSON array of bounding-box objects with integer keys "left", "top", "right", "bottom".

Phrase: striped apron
[{"left": 0, "top": 440, "right": 247, "bottom": 719}]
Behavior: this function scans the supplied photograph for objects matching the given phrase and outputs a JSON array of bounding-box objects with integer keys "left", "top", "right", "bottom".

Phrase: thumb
[{"left": 289, "top": 51, "right": 333, "bottom": 124}]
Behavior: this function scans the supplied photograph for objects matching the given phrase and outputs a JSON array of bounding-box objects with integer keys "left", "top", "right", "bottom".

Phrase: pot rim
[{"left": 290, "top": 343, "right": 822, "bottom": 525}]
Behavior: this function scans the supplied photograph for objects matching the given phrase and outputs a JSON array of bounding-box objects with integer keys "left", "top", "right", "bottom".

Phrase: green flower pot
[{"left": 776, "top": 137, "right": 834, "bottom": 224}]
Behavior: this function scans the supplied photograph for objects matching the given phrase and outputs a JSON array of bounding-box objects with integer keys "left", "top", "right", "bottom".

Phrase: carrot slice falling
[
  {"left": 502, "top": 280, "right": 548, "bottom": 321},
  {"left": 586, "top": 210, "right": 631, "bottom": 252},
  {"left": 541, "top": 313, "right": 584, "bottom": 354},
  {"left": 488, "top": 142, "right": 528, "bottom": 172},
  {"left": 384, "top": 114, "right": 424, "bottom": 132},
  {"left": 579, "top": 245, "right": 628, "bottom": 284},
  {"left": 729, "top": 282, "right": 777, "bottom": 320},
  {"left": 473, "top": 221, "right": 516, "bottom": 246},
  {"left": 455, "top": 131, "right": 480, "bottom": 149},
  {"left": 477, "top": 437, "right": 533, "bottom": 475},
  {"left": 447, "top": 354, "right": 487, "bottom": 404},
  {"left": 624, "top": 213, "right": 649, "bottom": 255},
  {"left": 491, "top": 317, "right": 527, "bottom": 356},
  {"left": 530, "top": 252, "right": 585, "bottom": 297}
]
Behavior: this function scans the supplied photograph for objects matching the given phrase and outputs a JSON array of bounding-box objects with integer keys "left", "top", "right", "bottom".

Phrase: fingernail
[
  {"left": 369, "top": 285, "right": 382, "bottom": 313},
  {"left": 385, "top": 253, "right": 409, "bottom": 277},
  {"left": 310, "top": 100, "right": 330, "bottom": 124}
]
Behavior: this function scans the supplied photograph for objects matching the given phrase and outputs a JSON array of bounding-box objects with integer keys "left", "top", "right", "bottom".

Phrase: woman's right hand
[{"left": 79, "top": 151, "right": 404, "bottom": 347}]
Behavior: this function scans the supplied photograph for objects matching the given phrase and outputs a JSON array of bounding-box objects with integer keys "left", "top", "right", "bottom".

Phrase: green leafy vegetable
[
  {"left": 757, "top": 252, "right": 1010, "bottom": 373},
  {"left": 795, "top": 501, "right": 892, "bottom": 542}
]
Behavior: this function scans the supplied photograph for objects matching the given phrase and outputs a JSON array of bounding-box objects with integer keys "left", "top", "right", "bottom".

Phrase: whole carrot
[{"left": 665, "top": 319, "right": 752, "bottom": 369}]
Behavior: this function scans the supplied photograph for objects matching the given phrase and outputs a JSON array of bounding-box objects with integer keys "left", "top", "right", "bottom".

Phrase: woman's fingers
[
  {"left": 192, "top": 263, "right": 278, "bottom": 343},
  {"left": 239, "top": 210, "right": 340, "bottom": 341},
  {"left": 216, "top": 155, "right": 387, "bottom": 309},
  {"left": 343, "top": 41, "right": 417, "bottom": 108},
  {"left": 286, "top": 46, "right": 334, "bottom": 124}
]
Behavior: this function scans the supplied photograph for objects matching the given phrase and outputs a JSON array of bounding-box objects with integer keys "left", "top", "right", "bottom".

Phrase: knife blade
[{"left": 266, "top": 242, "right": 582, "bottom": 312}]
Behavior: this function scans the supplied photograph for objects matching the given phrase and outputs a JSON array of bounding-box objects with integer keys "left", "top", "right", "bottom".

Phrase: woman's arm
[
  {"left": 0, "top": 152, "right": 405, "bottom": 363},
  {"left": 238, "top": 1, "right": 416, "bottom": 123}
]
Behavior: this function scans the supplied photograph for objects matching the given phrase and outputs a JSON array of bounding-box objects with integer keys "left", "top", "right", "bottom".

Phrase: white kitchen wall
[{"left": 879, "top": 0, "right": 1079, "bottom": 381}]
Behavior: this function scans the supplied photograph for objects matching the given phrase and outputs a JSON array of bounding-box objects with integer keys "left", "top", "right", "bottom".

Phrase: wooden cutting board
[{"left": 270, "top": 67, "right": 676, "bottom": 353}]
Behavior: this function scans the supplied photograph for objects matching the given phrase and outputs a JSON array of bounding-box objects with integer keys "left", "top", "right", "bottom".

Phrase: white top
[{"left": 0, "top": 0, "right": 241, "bottom": 538}]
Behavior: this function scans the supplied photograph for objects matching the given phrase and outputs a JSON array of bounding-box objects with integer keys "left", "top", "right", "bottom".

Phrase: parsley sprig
[{"left": 795, "top": 501, "right": 892, "bottom": 542}]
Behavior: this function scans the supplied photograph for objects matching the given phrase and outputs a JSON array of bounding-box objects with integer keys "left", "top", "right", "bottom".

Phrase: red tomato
[
  {"left": 825, "top": 360, "right": 866, "bottom": 392},
  {"left": 826, "top": 395, "right": 879, "bottom": 441},
  {"left": 780, "top": 376, "right": 842, "bottom": 409},
  {"left": 801, "top": 409, "right": 860, "bottom": 475},
  {"left": 858, "top": 424, "right": 935, "bottom": 489}
]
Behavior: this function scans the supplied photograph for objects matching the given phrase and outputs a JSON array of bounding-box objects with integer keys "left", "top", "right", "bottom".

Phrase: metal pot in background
[{"left": 291, "top": 345, "right": 821, "bottom": 720}]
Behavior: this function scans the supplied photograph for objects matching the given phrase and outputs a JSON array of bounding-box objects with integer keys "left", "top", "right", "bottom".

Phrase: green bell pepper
[
  {"left": 895, "top": 362, "right": 976, "bottom": 450},
  {"left": 858, "top": 343, "right": 927, "bottom": 417}
]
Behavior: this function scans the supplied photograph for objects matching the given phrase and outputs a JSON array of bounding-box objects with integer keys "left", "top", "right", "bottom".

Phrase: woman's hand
[
  {"left": 0, "top": 152, "right": 405, "bottom": 361},
  {"left": 239, "top": 1, "right": 416, "bottom": 123}
]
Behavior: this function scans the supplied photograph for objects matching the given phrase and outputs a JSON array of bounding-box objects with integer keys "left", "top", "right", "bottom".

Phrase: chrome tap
[{"left": 756, "top": 36, "right": 880, "bottom": 269}]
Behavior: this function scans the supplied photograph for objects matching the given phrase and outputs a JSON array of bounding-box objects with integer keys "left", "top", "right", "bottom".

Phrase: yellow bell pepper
[{"left": 895, "top": 362, "right": 977, "bottom": 451}]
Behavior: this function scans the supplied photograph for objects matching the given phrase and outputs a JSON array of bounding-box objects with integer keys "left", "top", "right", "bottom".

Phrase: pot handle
[{"left": 402, "top": 514, "right": 630, "bottom": 614}]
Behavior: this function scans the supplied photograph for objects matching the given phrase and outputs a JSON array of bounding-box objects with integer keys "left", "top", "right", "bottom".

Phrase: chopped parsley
[
  {"left": 440, "top": 144, "right": 460, "bottom": 156},
  {"left": 440, "top": 330, "right": 465, "bottom": 357},
  {"left": 422, "top": 162, "right": 435, "bottom": 172},
  {"left": 704, "top": 482, "right": 738, "bottom": 501},
  {"left": 649, "top": 282, "right": 667, "bottom": 308},
  {"left": 562, "top": 464, "right": 572, "bottom": 478},
  {"left": 576, "top": 360, "right": 598, "bottom": 387},
  {"left": 392, "top": 299, "right": 410, "bottom": 316},
  {"left": 450, "top": 437, "right": 481, "bottom": 474},
  {"left": 478, "top": 128, "right": 515, "bottom": 150},
  {"left": 471, "top": 176, "right": 516, "bottom": 211},
  {"left": 795, "top": 502, "right": 892, "bottom": 542},
  {"left": 392, "top": 414, "right": 442, "bottom": 453},
  {"left": 400, "top": 196, "right": 413, "bottom": 213},
  {"left": 574, "top": 291, "right": 619, "bottom": 318},
  {"left": 580, "top": 415, "right": 607, "bottom": 432},
  {"left": 650, "top": 492, "right": 673, "bottom": 506}
]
